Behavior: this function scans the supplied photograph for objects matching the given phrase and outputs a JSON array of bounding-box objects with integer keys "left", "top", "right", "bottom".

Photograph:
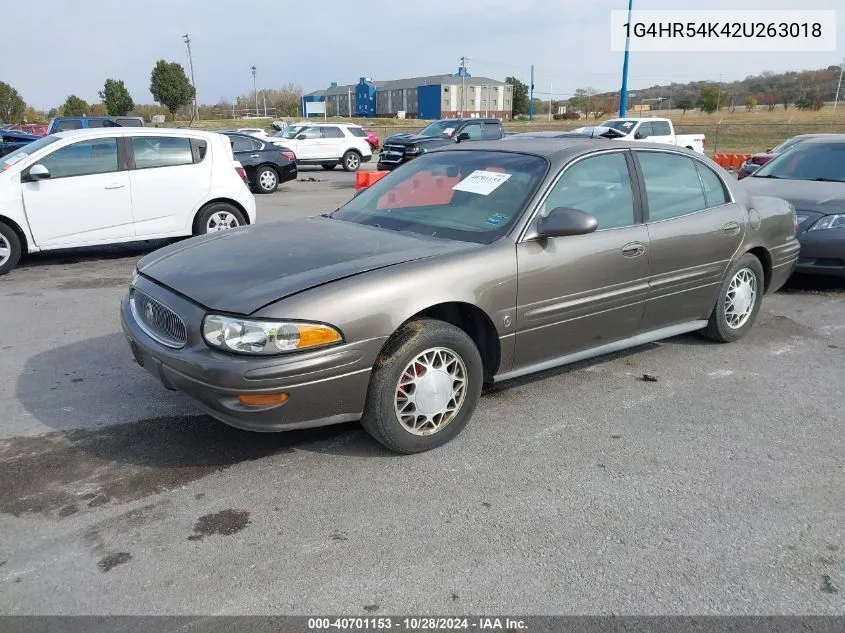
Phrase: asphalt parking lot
[{"left": 1, "top": 166, "right": 843, "bottom": 615}]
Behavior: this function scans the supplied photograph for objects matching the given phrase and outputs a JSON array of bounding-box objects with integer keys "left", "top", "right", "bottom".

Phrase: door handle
[
  {"left": 104, "top": 183, "right": 125, "bottom": 190},
  {"left": 249, "top": 154, "right": 260, "bottom": 158},
  {"left": 621, "top": 241, "right": 645, "bottom": 257},
  {"left": 723, "top": 221, "right": 741, "bottom": 235}
]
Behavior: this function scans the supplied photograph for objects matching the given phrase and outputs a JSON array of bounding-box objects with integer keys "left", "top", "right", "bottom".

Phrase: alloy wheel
[
  {"left": 724, "top": 268, "right": 758, "bottom": 329},
  {"left": 206, "top": 211, "right": 240, "bottom": 232},
  {"left": 394, "top": 347, "right": 467, "bottom": 436}
]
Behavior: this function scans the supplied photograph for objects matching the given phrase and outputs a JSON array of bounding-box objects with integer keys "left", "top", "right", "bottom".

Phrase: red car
[
  {"left": 364, "top": 128, "right": 379, "bottom": 151},
  {"left": 737, "top": 133, "right": 832, "bottom": 179},
  {"left": 10, "top": 124, "right": 47, "bottom": 136}
]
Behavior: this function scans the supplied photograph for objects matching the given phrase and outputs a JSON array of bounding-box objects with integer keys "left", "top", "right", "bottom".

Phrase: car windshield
[
  {"left": 599, "top": 119, "right": 637, "bottom": 133},
  {"left": 752, "top": 142, "right": 845, "bottom": 182},
  {"left": 279, "top": 125, "right": 305, "bottom": 139},
  {"left": 770, "top": 137, "right": 806, "bottom": 153},
  {"left": 418, "top": 121, "right": 460, "bottom": 137},
  {"left": 1, "top": 134, "right": 60, "bottom": 170},
  {"left": 332, "top": 150, "right": 548, "bottom": 244}
]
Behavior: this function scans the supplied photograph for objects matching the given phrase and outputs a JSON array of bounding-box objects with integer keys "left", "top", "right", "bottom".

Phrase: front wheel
[
  {"left": 361, "top": 319, "right": 483, "bottom": 454},
  {"left": 700, "top": 254, "right": 765, "bottom": 343},
  {"left": 341, "top": 150, "right": 361, "bottom": 172},
  {"left": 0, "top": 222, "right": 22, "bottom": 276},
  {"left": 194, "top": 202, "right": 247, "bottom": 235}
]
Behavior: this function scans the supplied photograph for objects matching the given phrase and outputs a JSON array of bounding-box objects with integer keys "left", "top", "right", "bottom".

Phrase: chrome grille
[{"left": 130, "top": 289, "right": 187, "bottom": 349}]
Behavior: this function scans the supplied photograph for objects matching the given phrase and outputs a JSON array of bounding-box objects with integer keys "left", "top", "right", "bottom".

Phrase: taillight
[
  {"left": 236, "top": 166, "right": 247, "bottom": 183},
  {"left": 281, "top": 150, "right": 296, "bottom": 161}
]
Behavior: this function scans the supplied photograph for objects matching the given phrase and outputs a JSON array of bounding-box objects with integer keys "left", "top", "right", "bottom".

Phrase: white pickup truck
[{"left": 597, "top": 117, "right": 706, "bottom": 154}]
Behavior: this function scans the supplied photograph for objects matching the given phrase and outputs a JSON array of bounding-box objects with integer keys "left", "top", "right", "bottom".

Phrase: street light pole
[
  {"left": 619, "top": 0, "right": 633, "bottom": 116},
  {"left": 250, "top": 66, "right": 258, "bottom": 116},
  {"left": 834, "top": 59, "right": 844, "bottom": 112}
]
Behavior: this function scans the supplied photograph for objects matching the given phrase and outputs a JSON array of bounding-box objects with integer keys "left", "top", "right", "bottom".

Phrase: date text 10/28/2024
[{"left": 308, "top": 617, "right": 528, "bottom": 630}]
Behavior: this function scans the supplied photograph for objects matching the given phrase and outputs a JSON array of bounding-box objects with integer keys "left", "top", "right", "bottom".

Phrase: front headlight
[
  {"left": 131, "top": 268, "right": 140, "bottom": 286},
  {"left": 202, "top": 315, "right": 342, "bottom": 355},
  {"left": 406, "top": 145, "right": 421, "bottom": 155},
  {"left": 808, "top": 214, "right": 845, "bottom": 231}
]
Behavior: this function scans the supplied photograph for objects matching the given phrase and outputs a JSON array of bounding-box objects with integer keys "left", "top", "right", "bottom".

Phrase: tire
[
  {"left": 700, "top": 254, "right": 765, "bottom": 343},
  {"left": 321, "top": 164, "right": 337, "bottom": 170},
  {"left": 361, "top": 318, "right": 483, "bottom": 454},
  {"left": 193, "top": 202, "right": 247, "bottom": 236},
  {"left": 0, "top": 222, "right": 22, "bottom": 276},
  {"left": 254, "top": 166, "right": 279, "bottom": 194},
  {"left": 341, "top": 150, "right": 361, "bottom": 172}
]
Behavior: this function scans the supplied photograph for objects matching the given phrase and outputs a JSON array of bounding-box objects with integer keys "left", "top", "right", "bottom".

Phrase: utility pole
[
  {"left": 529, "top": 64, "right": 534, "bottom": 121},
  {"left": 715, "top": 74, "right": 723, "bottom": 112},
  {"left": 250, "top": 66, "right": 258, "bottom": 116},
  {"left": 459, "top": 56, "right": 467, "bottom": 117},
  {"left": 619, "top": 0, "right": 633, "bottom": 116},
  {"left": 348, "top": 88, "right": 352, "bottom": 116},
  {"left": 183, "top": 33, "right": 198, "bottom": 121},
  {"left": 835, "top": 59, "right": 844, "bottom": 112},
  {"left": 549, "top": 82, "right": 552, "bottom": 121}
]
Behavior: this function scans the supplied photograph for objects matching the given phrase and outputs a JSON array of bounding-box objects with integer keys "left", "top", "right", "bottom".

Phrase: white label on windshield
[
  {"left": 452, "top": 170, "right": 512, "bottom": 195},
  {"left": 622, "top": 121, "right": 634, "bottom": 128}
]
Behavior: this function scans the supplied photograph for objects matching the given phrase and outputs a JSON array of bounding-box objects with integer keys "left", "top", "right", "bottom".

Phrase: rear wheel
[
  {"left": 700, "top": 254, "right": 764, "bottom": 343},
  {"left": 342, "top": 150, "right": 361, "bottom": 172},
  {"left": 0, "top": 222, "right": 22, "bottom": 276},
  {"left": 361, "top": 319, "right": 483, "bottom": 454},
  {"left": 255, "top": 166, "right": 278, "bottom": 193},
  {"left": 321, "top": 164, "right": 337, "bottom": 170},
  {"left": 194, "top": 202, "right": 247, "bottom": 235}
]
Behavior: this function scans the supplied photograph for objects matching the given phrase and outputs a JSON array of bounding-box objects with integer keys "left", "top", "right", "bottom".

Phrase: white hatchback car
[
  {"left": 271, "top": 123, "right": 373, "bottom": 171},
  {"left": 0, "top": 128, "right": 256, "bottom": 275}
]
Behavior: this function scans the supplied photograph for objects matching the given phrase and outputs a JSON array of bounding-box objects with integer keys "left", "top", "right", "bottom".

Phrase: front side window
[
  {"left": 459, "top": 123, "right": 483, "bottom": 140},
  {"left": 636, "top": 122, "right": 655, "bottom": 139},
  {"left": 321, "top": 126, "right": 344, "bottom": 139},
  {"left": 543, "top": 152, "right": 635, "bottom": 230},
  {"left": 38, "top": 138, "right": 119, "bottom": 178},
  {"left": 333, "top": 151, "right": 548, "bottom": 244},
  {"left": 298, "top": 127, "right": 322, "bottom": 140},
  {"left": 636, "top": 152, "right": 707, "bottom": 221},
  {"left": 131, "top": 136, "right": 194, "bottom": 169}
]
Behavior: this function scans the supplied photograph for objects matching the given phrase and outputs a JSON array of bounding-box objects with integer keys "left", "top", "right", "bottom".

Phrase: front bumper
[
  {"left": 795, "top": 229, "right": 845, "bottom": 278},
  {"left": 121, "top": 279, "right": 383, "bottom": 432}
]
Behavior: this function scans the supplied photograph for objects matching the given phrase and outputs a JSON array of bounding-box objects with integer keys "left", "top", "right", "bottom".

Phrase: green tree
[
  {"left": 0, "top": 81, "right": 26, "bottom": 122},
  {"left": 149, "top": 60, "right": 195, "bottom": 117},
  {"left": 696, "top": 86, "right": 718, "bottom": 113},
  {"left": 745, "top": 95, "right": 758, "bottom": 111},
  {"left": 62, "top": 95, "right": 89, "bottom": 117},
  {"left": 505, "top": 76, "right": 529, "bottom": 116},
  {"left": 99, "top": 78, "right": 134, "bottom": 116},
  {"left": 676, "top": 99, "right": 693, "bottom": 114}
]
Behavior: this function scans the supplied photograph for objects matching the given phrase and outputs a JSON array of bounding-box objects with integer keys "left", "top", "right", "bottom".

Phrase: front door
[
  {"left": 292, "top": 126, "right": 322, "bottom": 160},
  {"left": 633, "top": 150, "right": 745, "bottom": 330},
  {"left": 21, "top": 136, "right": 134, "bottom": 247},
  {"left": 514, "top": 150, "right": 650, "bottom": 370}
]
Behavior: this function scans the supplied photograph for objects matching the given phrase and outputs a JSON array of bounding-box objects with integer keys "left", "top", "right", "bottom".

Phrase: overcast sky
[{"left": 3, "top": 0, "right": 842, "bottom": 109}]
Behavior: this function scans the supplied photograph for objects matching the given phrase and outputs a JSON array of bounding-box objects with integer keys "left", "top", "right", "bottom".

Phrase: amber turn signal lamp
[{"left": 238, "top": 393, "right": 289, "bottom": 407}]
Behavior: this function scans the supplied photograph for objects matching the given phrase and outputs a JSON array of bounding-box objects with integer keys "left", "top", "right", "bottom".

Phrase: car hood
[
  {"left": 384, "top": 133, "right": 449, "bottom": 146},
  {"left": 136, "top": 216, "right": 477, "bottom": 315},
  {"left": 740, "top": 178, "right": 845, "bottom": 214}
]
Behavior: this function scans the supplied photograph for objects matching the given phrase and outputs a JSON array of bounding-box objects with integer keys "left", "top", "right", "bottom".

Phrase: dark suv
[{"left": 377, "top": 118, "right": 504, "bottom": 170}]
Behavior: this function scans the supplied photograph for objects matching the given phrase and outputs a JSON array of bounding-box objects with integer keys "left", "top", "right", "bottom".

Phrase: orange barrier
[
  {"left": 712, "top": 153, "right": 755, "bottom": 170},
  {"left": 355, "top": 170, "right": 389, "bottom": 190}
]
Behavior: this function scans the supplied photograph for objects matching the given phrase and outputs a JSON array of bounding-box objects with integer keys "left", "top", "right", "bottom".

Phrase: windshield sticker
[
  {"left": 486, "top": 212, "right": 507, "bottom": 226},
  {"left": 452, "top": 170, "right": 512, "bottom": 196},
  {"left": 622, "top": 121, "right": 634, "bottom": 128}
]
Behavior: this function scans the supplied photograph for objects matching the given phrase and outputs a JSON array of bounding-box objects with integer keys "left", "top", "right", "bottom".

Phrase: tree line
[{"left": 0, "top": 59, "right": 303, "bottom": 124}]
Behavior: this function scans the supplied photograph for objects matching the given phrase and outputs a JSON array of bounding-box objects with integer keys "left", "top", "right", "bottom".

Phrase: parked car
[
  {"left": 47, "top": 116, "right": 145, "bottom": 134},
  {"left": 121, "top": 139, "right": 798, "bottom": 453},
  {"left": 364, "top": 128, "right": 380, "bottom": 152},
  {"left": 741, "top": 136, "right": 845, "bottom": 278},
  {"left": 0, "top": 128, "right": 255, "bottom": 275},
  {"left": 233, "top": 128, "right": 268, "bottom": 138},
  {"left": 378, "top": 118, "right": 505, "bottom": 170},
  {"left": 737, "top": 134, "right": 836, "bottom": 180},
  {"left": 506, "top": 128, "right": 623, "bottom": 140},
  {"left": 0, "top": 130, "right": 38, "bottom": 158},
  {"left": 598, "top": 117, "right": 705, "bottom": 153},
  {"left": 9, "top": 124, "right": 48, "bottom": 136},
  {"left": 221, "top": 132, "right": 297, "bottom": 194},
  {"left": 272, "top": 123, "right": 372, "bottom": 171}
]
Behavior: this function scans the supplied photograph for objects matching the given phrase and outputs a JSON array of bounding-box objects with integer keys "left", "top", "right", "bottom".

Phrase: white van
[{"left": 0, "top": 128, "right": 256, "bottom": 275}]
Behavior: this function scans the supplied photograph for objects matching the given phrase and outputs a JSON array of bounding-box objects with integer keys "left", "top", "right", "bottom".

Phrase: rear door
[
  {"left": 633, "top": 149, "right": 745, "bottom": 331},
  {"left": 319, "top": 126, "right": 346, "bottom": 159},
  {"left": 513, "top": 150, "right": 650, "bottom": 369},
  {"left": 228, "top": 134, "right": 260, "bottom": 182},
  {"left": 21, "top": 136, "right": 134, "bottom": 246},
  {"left": 127, "top": 134, "right": 212, "bottom": 237}
]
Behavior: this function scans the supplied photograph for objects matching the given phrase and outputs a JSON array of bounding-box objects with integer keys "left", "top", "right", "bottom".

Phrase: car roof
[
  {"left": 53, "top": 127, "right": 221, "bottom": 140},
  {"left": 300, "top": 122, "right": 362, "bottom": 128},
  {"left": 800, "top": 135, "right": 845, "bottom": 145}
]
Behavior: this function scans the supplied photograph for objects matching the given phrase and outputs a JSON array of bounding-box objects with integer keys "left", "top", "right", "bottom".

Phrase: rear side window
[
  {"left": 637, "top": 152, "right": 707, "bottom": 221},
  {"left": 481, "top": 123, "right": 501, "bottom": 140},
  {"left": 696, "top": 163, "right": 729, "bottom": 207},
  {"left": 87, "top": 120, "right": 120, "bottom": 128},
  {"left": 115, "top": 118, "right": 143, "bottom": 127},
  {"left": 651, "top": 121, "right": 672, "bottom": 136},
  {"left": 37, "top": 138, "right": 119, "bottom": 178},
  {"left": 55, "top": 120, "right": 83, "bottom": 132},
  {"left": 229, "top": 135, "right": 254, "bottom": 152},
  {"left": 348, "top": 127, "right": 367, "bottom": 138},
  {"left": 321, "top": 126, "right": 344, "bottom": 139},
  {"left": 131, "top": 136, "right": 194, "bottom": 169}
]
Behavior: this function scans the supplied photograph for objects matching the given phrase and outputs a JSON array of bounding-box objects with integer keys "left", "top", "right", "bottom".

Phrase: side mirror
[
  {"left": 25, "top": 163, "right": 51, "bottom": 181},
  {"left": 634, "top": 131, "right": 645, "bottom": 140},
  {"left": 765, "top": 148, "right": 773, "bottom": 153},
  {"left": 296, "top": 134, "right": 307, "bottom": 140},
  {"left": 742, "top": 163, "right": 761, "bottom": 175},
  {"left": 536, "top": 207, "right": 598, "bottom": 238},
  {"left": 455, "top": 132, "right": 471, "bottom": 143}
]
